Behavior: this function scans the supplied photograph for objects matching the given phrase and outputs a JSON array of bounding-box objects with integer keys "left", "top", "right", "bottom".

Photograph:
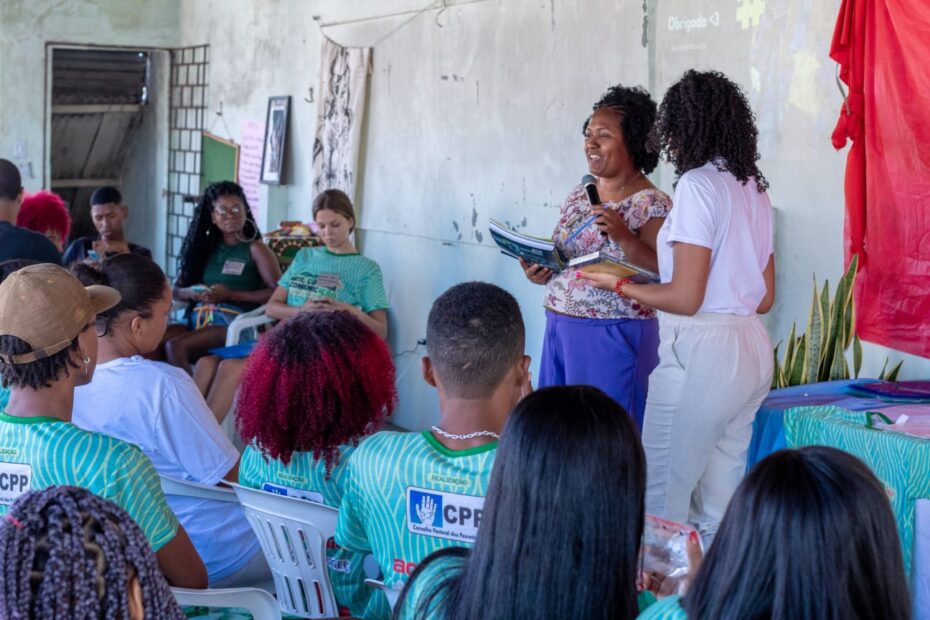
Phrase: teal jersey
[
  {"left": 278, "top": 246, "right": 389, "bottom": 312},
  {"left": 0, "top": 413, "right": 178, "bottom": 551},
  {"left": 335, "top": 431, "right": 497, "bottom": 620},
  {"left": 637, "top": 595, "right": 687, "bottom": 619},
  {"left": 239, "top": 442, "right": 372, "bottom": 617},
  {"left": 0, "top": 387, "right": 8, "bottom": 412},
  {"left": 397, "top": 553, "right": 658, "bottom": 620},
  {"left": 395, "top": 553, "right": 464, "bottom": 620}
]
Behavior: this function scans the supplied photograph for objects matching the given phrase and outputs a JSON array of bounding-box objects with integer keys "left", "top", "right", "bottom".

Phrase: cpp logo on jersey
[{"left": 406, "top": 486, "right": 485, "bottom": 542}]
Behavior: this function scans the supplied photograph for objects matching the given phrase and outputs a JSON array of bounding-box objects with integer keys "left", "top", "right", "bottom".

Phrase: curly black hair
[
  {"left": 0, "top": 335, "right": 81, "bottom": 390},
  {"left": 176, "top": 181, "right": 261, "bottom": 286},
  {"left": 587, "top": 85, "right": 660, "bottom": 174},
  {"left": 651, "top": 70, "right": 769, "bottom": 192}
]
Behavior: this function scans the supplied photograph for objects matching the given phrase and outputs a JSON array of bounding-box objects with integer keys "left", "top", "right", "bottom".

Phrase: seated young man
[
  {"left": 0, "top": 263, "right": 206, "bottom": 588},
  {"left": 0, "top": 158, "right": 61, "bottom": 264},
  {"left": 334, "top": 281, "right": 531, "bottom": 619},
  {"left": 62, "top": 186, "right": 152, "bottom": 264}
]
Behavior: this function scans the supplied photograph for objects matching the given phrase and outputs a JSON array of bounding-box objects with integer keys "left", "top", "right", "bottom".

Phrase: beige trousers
[{"left": 642, "top": 311, "right": 773, "bottom": 541}]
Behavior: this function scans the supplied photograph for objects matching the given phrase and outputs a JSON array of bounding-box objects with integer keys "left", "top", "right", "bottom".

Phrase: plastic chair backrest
[
  {"left": 160, "top": 475, "right": 238, "bottom": 503},
  {"left": 172, "top": 586, "right": 282, "bottom": 619},
  {"left": 230, "top": 482, "right": 340, "bottom": 618}
]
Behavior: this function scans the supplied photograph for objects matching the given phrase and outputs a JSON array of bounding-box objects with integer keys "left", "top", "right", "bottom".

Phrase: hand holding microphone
[{"left": 565, "top": 175, "right": 608, "bottom": 245}]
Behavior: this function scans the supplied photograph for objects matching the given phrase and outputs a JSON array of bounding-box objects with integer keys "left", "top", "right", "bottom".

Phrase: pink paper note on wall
[{"left": 240, "top": 120, "right": 265, "bottom": 225}]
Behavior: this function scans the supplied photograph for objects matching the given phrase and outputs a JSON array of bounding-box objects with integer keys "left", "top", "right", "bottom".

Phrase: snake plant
[{"left": 773, "top": 255, "right": 903, "bottom": 389}]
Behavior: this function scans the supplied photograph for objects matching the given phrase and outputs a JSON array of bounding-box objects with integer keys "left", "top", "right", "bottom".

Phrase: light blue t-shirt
[
  {"left": 278, "top": 246, "right": 389, "bottom": 312},
  {"left": 637, "top": 594, "right": 687, "bottom": 619}
]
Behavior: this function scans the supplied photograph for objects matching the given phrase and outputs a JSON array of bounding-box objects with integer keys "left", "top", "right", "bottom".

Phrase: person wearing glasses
[{"left": 165, "top": 181, "right": 280, "bottom": 374}]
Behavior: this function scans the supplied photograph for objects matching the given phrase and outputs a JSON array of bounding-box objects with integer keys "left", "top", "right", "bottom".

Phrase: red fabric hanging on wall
[{"left": 831, "top": 0, "right": 930, "bottom": 357}]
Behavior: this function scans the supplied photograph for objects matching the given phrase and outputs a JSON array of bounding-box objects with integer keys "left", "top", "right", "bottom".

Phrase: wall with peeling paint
[
  {"left": 4, "top": 0, "right": 925, "bottom": 431},
  {"left": 178, "top": 0, "right": 926, "bottom": 430}
]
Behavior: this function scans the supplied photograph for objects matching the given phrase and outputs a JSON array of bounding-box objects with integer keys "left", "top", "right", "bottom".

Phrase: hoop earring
[
  {"left": 235, "top": 226, "right": 260, "bottom": 243},
  {"left": 82, "top": 356, "right": 91, "bottom": 376}
]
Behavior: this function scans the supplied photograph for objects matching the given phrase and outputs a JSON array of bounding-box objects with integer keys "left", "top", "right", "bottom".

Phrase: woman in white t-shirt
[
  {"left": 581, "top": 70, "right": 775, "bottom": 543},
  {"left": 69, "top": 254, "right": 270, "bottom": 588}
]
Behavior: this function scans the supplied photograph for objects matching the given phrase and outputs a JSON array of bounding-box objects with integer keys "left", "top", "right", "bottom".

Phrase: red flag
[{"left": 831, "top": 0, "right": 930, "bottom": 356}]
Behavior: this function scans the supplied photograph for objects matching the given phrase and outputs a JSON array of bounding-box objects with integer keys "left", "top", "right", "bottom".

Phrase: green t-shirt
[
  {"left": 202, "top": 241, "right": 263, "bottom": 292},
  {"left": 396, "top": 554, "right": 659, "bottom": 620},
  {"left": 335, "top": 431, "right": 497, "bottom": 620},
  {"left": 637, "top": 594, "right": 687, "bottom": 619},
  {"left": 0, "top": 387, "right": 8, "bottom": 412},
  {"left": 0, "top": 413, "right": 178, "bottom": 551},
  {"left": 239, "top": 443, "right": 372, "bottom": 617},
  {"left": 278, "top": 246, "right": 389, "bottom": 312}
]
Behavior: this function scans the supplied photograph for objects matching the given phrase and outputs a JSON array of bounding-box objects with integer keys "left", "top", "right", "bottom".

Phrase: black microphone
[
  {"left": 582, "top": 174, "right": 601, "bottom": 206},
  {"left": 581, "top": 174, "right": 608, "bottom": 236}
]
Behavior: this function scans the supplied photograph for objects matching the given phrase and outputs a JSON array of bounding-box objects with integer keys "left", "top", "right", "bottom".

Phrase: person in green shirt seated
[
  {"left": 236, "top": 309, "right": 397, "bottom": 616},
  {"left": 166, "top": 181, "right": 281, "bottom": 374},
  {"left": 266, "top": 188, "right": 389, "bottom": 337},
  {"left": 0, "top": 486, "right": 185, "bottom": 619},
  {"left": 395, "top": 385, "right": 653, "bottom": 620},
  {"left": 197, "top": 187, "right": 390, "bottom": 424},
  {"left": 0, "top": 263, "right": 207, "bottom": 589},
  {"left": 334, "top": 282, "right": 531, "bottom": 620},
  {"left": 639, "top": 447, "right": 910, "bottom": 620}
]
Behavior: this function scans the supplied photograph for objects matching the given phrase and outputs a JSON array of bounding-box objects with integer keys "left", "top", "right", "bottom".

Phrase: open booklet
[
  {"left": 488, "top": 219, "right": 565, "bottom": 272},
  {"left": 568, "top": 250, "right": 659, "bottom": 283}
]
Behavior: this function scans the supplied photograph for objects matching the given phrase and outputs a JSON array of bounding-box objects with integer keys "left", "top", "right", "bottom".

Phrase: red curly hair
[
  {"left": 236, "top": 311, "right": 396, "bottom": 472},
  {"left": 17, "top": 191, "right": 71, "bottom": 251}
]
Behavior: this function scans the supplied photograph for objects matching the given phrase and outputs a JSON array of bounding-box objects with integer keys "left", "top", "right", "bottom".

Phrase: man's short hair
[
  {"left": 0, "top": 159, "right": 22, "bottom": 202},
  {"left": 90, "top": 186, "right": 122, "bottom": 206},
  {"left": 426, "top": 282, "right": 525, "bottom": 399}
]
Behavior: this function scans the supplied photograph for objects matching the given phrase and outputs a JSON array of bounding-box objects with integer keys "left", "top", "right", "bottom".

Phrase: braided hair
[
  {"left": 651, "top": 69, "right": 769, "bottom": 191},
  {"left": 236, "top": 311, "right": 397, "bottom": 472},
  {"left": 176, "top": 181, "right": 260, "bottom": 287},
  {"left": 0, "top": 486, "right": 184, "bottom": 619}
]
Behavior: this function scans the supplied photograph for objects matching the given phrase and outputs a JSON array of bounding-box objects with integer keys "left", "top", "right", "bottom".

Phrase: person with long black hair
[
  {"left": 165, "top": 181, "right": 280, "bottom": 373},
  {"left": 394, "top": 385, "right": 650, "bottom": 620},
  {"left": 640, "top": 447, "right": 911, "bottom": 620},
  {"left": 581, "top": 70, "right": 775, "bottom": 542}
]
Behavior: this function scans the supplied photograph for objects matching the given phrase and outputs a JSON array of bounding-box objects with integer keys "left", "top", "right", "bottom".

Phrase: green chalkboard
[{"left": 200, "top": 132, "right": 239, "bottom": 192}]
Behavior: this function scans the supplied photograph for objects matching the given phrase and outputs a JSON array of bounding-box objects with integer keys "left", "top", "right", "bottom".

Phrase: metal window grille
[{"left": 165, "top": 45, "right": 208, "bottom": 280}]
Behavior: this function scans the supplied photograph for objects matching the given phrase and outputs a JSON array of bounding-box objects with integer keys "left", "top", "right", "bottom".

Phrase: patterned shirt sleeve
[
  {"left": 277, "top": 247, "right": 307, "bottom": 289},
  {"left": 334, "top": 455, "right": 373, "bottom": 554},
  {"left": 359, "top": 261, "right": 389, "bottom": 313},
  {"left": 110, "top": 444, "right": 179, "bottom": 551}
]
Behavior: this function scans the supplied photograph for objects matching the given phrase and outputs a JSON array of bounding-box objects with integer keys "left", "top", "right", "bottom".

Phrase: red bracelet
[{"left": 614, "top": 278, "right": 633, "bottom": 299}]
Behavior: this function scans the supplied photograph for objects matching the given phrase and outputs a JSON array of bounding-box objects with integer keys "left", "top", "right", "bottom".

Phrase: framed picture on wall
[{"left": 260, "top": 95, "right": 290, "bottom": 185}]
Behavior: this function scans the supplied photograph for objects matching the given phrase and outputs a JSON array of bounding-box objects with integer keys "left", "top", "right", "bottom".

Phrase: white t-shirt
[
  {"left": 72, "top": 356, "right": 259, "bottom": 582},
  {"left": 657, "top": 161, "right": 773, "bottom": 316}
]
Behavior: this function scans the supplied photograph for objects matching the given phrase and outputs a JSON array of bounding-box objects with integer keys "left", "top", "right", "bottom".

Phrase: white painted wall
[{"left": 4, "top": 0, "right": 926, "bottom": 430}]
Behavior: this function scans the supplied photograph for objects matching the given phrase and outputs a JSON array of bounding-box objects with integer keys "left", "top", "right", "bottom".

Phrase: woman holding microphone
[
  {"left": 581, "top": 70, "right": 775, "bottom": 543},
  {"left": 520, "top": 84, "right": 671, "bottom": 429}
]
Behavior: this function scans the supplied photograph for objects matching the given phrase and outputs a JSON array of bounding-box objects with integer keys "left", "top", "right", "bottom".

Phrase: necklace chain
[{"left": 431, "top": 426, "right": 500, "bottom": 440}]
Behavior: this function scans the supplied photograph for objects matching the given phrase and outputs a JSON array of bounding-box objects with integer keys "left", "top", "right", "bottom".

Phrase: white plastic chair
[
  {"left": 172, "top": 586, "right": 281, "bottom": 619},
  {"left": 225, "top": 304, "right": 276, "bottom": 347},
  {"left": 160, "top": 475, "right": 238, "bottom": 503},
  {"left": 229, "top": 482, "right": 340, "bottom": 619},
  {"left": 365, "top": 578, "right": 402, "bottom": 610}
]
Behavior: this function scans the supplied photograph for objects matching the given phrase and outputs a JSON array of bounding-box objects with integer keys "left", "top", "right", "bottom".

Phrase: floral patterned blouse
[{"left": 543, "top": 185, "right": 672, "bottom": 319}]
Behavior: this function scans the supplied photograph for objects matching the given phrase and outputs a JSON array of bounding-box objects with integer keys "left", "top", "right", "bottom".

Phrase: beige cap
[{"left": 0, "top": 264, "right": 121, "bottom": 364}]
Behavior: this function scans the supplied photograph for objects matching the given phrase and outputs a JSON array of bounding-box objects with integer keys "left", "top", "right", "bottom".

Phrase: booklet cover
[
  {"left": 488, "top": 219, "right": 565, "bottom": 272},
  {"left": 568, "top": 250, "right": 659, "bottom": 283}
]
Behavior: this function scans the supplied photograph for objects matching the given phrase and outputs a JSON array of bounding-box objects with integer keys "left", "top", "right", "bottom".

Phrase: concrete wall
[
  {"left": 177, "top": 0, "right": 926, "bottom": 430},
  {"left": 5, "top": 0, "right": 926, "bottom": 429}
]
